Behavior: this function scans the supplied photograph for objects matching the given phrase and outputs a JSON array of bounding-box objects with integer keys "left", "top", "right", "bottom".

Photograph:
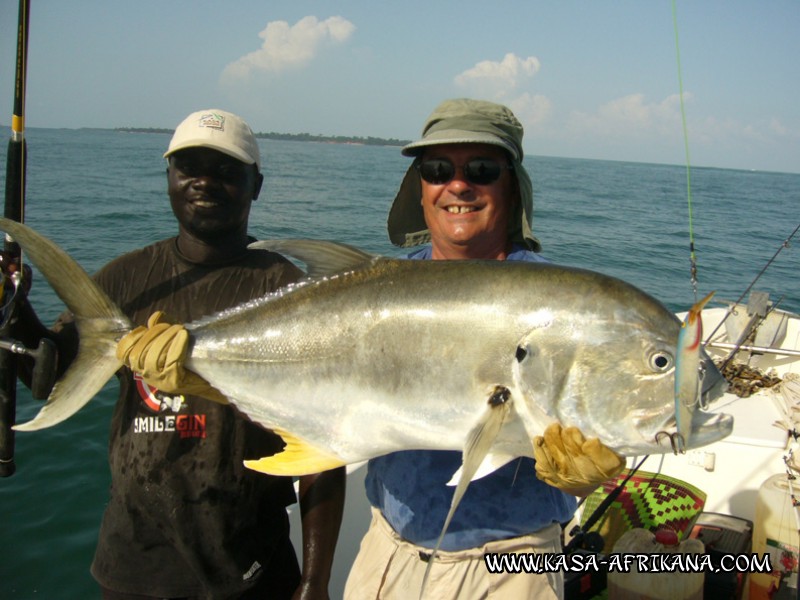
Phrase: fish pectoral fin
[
  {"left": 443, "top": 387, "right": 512, "bottom": 509},
  {"left": 445, "top": 453, "right": 517, "bottom": 486},
  {"left": 243, "top": 428, "right": 346, "bottom": 476},
  {"left": 419, "top": 386, "right": 512, "bottom": 599}
]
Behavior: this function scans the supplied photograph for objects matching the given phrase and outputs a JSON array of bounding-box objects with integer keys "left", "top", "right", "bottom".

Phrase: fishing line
[{"left": 672, "top": 0, "right": 698, "bottom": 300}]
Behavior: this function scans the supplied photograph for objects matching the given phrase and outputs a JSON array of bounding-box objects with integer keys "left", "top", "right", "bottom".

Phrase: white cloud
[
  {"left": 695, "top": 115, "right": 800, "bottom": 147},
  {"left": 769, "top": 118, "right": 789, "bottom": 137},
  {"left": 454, "top": 53, "right": 541, "bottom": 98},
  {"left": 568, "top": 93, "right": 688, "bottom": 138},
  {"left": 508, "top": 93, "right": 553, "bottom": 129},
  {"left": 221, "top": 16, "right": 355, "bottom": 82}
]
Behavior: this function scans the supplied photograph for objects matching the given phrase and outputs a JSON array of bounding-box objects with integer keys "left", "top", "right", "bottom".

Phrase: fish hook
[{"left": 655, "top": 431, "right": 686, "bottom": 455}]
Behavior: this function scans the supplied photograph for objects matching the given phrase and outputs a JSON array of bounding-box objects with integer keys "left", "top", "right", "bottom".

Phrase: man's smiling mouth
[{"left": 445, "top": 206, "right": 478, "bottom": 214}]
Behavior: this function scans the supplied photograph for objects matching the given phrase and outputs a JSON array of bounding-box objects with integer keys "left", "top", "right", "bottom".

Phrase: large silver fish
[{"left": 4, "top": 218, "right": 731, "bottom": 479}]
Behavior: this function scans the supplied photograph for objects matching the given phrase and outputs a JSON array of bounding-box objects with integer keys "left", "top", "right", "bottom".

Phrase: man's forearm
[{"left": 295, "top": 467, "right": 346, "bottom": 599}]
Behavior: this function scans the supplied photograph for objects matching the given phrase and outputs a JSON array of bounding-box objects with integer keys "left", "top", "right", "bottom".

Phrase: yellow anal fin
[{"left": 244, "top": 428, "right": 346, "bottom": 476}]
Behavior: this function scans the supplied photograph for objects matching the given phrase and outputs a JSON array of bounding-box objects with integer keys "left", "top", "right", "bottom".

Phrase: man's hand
[
  {"left": 116, "top": 311, "right": 227, "bottom": 403},
  {"left": 533, "top": 423, "right": 625, "bottom": 496}
]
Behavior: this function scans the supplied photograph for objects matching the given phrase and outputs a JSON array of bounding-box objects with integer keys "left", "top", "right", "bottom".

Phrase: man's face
[
  {"left": 167, "top": 147, "right": 262, "bottom": 240},
  {"left": 419, "top": 143, "right": 516, "bottom": 259}
]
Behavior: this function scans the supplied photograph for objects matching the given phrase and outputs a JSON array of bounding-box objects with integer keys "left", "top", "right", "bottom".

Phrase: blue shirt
[{"left": 364, "top": 245, "right": 577, "bottom": 551}]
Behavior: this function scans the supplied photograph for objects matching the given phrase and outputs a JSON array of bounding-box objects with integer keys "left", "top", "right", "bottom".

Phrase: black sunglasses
[{"left": 415, "top": 158, "right": 513, "bottom": 186}]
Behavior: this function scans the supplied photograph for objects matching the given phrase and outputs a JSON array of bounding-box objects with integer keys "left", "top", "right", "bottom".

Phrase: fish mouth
[
  {"left": 647, "top": 349, "right": 729, "bottom": 453},
  {"left": 654, "top": 410, "right": 734, "bottom": 453}
]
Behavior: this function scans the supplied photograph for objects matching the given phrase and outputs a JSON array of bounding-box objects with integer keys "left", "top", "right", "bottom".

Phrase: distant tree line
[
  {"left": 116, "top": 127, "right": 409, "bottom": 147},
  {"left": 256, "top": 132, "right": 411, "bottom": 146}
]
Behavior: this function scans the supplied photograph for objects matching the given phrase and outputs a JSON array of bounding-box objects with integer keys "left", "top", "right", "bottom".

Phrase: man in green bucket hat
[
  {"left": 346, "top": 99, "right": 625, "bottom": 599},
  {"left": 387, "top": 97, "right": 540, "bottom": 256}
]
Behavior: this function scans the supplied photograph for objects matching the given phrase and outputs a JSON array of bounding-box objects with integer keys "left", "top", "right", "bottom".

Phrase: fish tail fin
[
  {"left": 244, "top": 427, "right": 347, "bottom": 475},
  {"left": 15, "top": 344, "right": 122, "bottom": 431},
  {"left": 419, "top": 387, "right": 511, "bottom": 599},
  {"left": 0, "top": 218, "right": 130, "bottom": 431}
]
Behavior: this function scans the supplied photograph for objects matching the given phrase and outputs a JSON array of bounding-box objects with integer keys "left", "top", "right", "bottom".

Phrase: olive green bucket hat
[{"left": 387, "top": 98, "right": 541, "bottom": 252}]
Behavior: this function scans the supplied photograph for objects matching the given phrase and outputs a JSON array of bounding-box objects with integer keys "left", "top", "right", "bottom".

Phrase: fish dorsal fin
[
  {"left": 249, "top": 239, "right": 375, "bottom": 278},
  {"left": 419, "top": 386, "right": 512, "bottom": 599},
  {"left": 243, "top": 428, "right": 347, "bottom": 476}
]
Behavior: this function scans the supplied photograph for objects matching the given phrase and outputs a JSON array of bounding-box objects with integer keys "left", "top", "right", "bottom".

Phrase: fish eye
[{"left": 648, "top": 351, "right": 673, "bottom": 372}]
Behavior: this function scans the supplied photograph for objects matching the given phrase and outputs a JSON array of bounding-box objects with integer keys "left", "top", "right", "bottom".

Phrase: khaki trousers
[{"left": 344, "top": 508, "right": 564, "bottom": 600}]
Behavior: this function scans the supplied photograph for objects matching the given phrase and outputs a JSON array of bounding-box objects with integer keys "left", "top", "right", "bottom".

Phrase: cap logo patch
[{"left": 197, "top": 112, "right": 225, "bottom": 131}]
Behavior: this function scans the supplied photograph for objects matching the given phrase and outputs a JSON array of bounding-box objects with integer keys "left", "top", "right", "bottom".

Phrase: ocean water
[{"left": 0, "top": 127, "right": 797, "bottom": 598}]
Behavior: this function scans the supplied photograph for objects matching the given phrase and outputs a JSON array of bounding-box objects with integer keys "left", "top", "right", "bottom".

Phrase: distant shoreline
[
  {"left": 2, "top": 124, "right": 795, "bottom": 174},
  {"left": 115, "top": 127, "right": 410, "bottom": 147}
]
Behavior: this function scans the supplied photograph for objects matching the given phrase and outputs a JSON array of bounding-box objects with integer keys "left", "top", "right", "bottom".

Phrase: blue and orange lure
[{"left": 674, "top": 291, "right": 715, "bottom": 452}]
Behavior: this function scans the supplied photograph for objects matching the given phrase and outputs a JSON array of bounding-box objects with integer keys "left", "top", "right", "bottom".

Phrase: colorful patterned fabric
[{"left": 579, "top": 469, "right": 707, "bottom": 552}]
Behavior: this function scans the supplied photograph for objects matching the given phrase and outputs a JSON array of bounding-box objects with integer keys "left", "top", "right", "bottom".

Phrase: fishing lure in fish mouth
[{"left": 670, "top": 291, "right": 716, "bottom": 453}]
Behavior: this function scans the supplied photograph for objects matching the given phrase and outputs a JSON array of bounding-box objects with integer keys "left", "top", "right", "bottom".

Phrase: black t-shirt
[{"left": 57, "top": 237, "right": 304, "bottom": 597}]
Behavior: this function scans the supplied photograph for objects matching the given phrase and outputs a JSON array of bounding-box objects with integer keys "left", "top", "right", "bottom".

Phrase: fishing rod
[
  {"left": 564, "top": 456, "right": 650, "bottom": 554},
  {"left": 0, "top": 0, "right": 32, "bottom": 478},
  {"left": 704, "top": 221, "right": 800, "bottom": 349}
]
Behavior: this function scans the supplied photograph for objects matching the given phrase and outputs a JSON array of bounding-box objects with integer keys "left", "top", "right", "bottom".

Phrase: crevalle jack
[{"left": 3, "top": 217, "right": 731, "bottom": 481}]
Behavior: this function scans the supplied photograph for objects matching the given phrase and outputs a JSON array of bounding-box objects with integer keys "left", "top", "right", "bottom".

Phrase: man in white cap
[
  {"left": 14, "top": 109, "right": 344, "bottom": 599},
  {"left": 345, "top": 98, "right": 625, "bottom": 599}
]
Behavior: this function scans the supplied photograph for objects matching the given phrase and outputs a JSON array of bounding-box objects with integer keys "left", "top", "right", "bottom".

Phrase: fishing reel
[
  {"left": 0, "top": 252, "right": 57, "bottom": 400},
  {"left": 0, "top": 337, "right": 57, "bottom": 401},
  {"left": 0, "top": 248, "right": 31, "bottom": 329},
  {"left": 564, "top": 527, "right": 606, "bottom": 554},
  {"left": 0, "top": 248, "right": 31, "bottom": 300}
]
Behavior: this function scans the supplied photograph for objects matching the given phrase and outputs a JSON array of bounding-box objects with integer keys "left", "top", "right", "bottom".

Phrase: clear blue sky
[{"left": 1, "top": 0, "right": 798, "bottom": 173}]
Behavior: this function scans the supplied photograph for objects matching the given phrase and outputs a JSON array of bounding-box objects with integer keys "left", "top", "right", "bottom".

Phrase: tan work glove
[
  {"left": 116, "top": 311, "right": 228, "bottom": 404},
  {"left": 533, "top": 423, "right": 625, "bottom": 496}
]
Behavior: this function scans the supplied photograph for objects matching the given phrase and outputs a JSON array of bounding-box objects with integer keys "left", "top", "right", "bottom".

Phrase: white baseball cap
[{"left": 164, "top": 109, "right": 261, "bottom": 170}]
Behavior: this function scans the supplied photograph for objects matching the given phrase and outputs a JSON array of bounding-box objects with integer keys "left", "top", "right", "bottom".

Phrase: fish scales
[
  {"left": 183, "top": 257, "right": 724, "bottom": 461},
  {"left": 187, "top": 259, "right": 539, "bottom": 461}
]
